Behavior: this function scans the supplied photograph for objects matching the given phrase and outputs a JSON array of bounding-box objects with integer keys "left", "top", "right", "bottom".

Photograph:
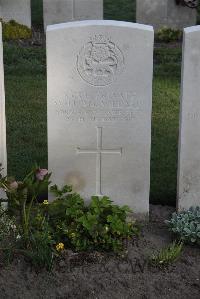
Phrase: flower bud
[{"left": 36, "top": 169, "right": 48, "bottom": 181}]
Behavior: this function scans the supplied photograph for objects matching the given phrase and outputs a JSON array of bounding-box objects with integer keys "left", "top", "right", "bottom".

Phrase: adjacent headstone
[
  {"left": 0, "top": 0, "right": 31, "bottom": 28},
  {"left": 136, "top": 0, "right": 197, "bottom": 31},
  {"left": 177, "top": 26, "right": 200, "bottom": 211},
  {"left": 73, "top": 0, "right": 103, "bottom": 20},
  {"left": 47, "top": 21, "right": 153, "bottom": 218},
  {"left": 43, "top": 0, "right": 103, "bottom": 30},
  {"left": 0, "top": 23, "right": 7, "bottom": 197}
]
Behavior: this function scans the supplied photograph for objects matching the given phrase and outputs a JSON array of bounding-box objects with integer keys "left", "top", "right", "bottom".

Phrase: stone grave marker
[
  {"left": 136, "top": 0, "right": 197, "bottom": 31},
  {"left": 43, "top": 0, "right": 103, "bottom": 30},
  {"left": 0, "top": 22, "right": 7, "bottom": 200},
  {"left": 47, "top": 20, "right": 154, "bottom": 218},
  {"left": 0, "top": 0, "right": 31, "bottom": 28},
  {"left": 177, "top": 26, "right": 200, "bottom": 210}
]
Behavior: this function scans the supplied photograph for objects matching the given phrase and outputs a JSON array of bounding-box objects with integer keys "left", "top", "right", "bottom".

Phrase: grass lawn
[{"left": 4, "top": 1, "right": 183, "bottom": 206}]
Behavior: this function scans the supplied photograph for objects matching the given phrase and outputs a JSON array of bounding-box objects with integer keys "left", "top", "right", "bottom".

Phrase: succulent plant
[{"left": 165, "top": 207, "right": 200, "bottom": 245}]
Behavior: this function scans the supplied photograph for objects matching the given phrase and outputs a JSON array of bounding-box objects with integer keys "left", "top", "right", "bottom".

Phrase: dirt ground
[{"left": 0, "top": 205, "right": 199, "bottom": 299}]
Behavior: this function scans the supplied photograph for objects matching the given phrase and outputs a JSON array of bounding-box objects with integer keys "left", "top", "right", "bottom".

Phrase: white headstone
[
  {"left": 177, "top": 26, "right": 200, "bottom": 211},
  {"left": 73, "top": 0, "right": 103, "bottom": 20},
  {"left": 136, "top": 0, "right": 197, "bottom": 31},
  {"left": 47, "top": 21, "right": 153, "bottom": 218},
  {"left": 43, "top": 0, "right": 103, "bottom": 30},
  {"left": 0, "top": 0, "right": 31, "bottom": 28},
  {"left": 0, "top": 23, "right": 7, "bottom": 191}
]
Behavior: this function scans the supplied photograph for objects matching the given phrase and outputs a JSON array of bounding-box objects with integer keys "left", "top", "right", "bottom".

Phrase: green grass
[
  {"left": 4, "top": 1, "right": 184, "bottom": 205},
  {"left": 104, "top": 0, "right": 135, "bottom": 22},
  {"left": 150, "top": 241, "right": 183, "bottom": 267},
  {"left": 4, "top": 43, "right": 47, "bottom": 178},
  {"left": 31, "top": 0, "right": 43, "bottom": 28}
]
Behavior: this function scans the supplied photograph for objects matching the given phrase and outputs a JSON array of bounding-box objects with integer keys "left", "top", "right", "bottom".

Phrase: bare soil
[{"left": 0, "top": 205, "right": 199, "bottom": 299}]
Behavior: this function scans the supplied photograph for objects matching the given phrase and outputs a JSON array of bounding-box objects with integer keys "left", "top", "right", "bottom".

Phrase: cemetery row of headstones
[
  {"left": 0, "top": 0, "right": 198, "bottom": 30},
  {"left": 136, "top": 0, "right": 197, "bottom": 30},
  {"left": 0, "top": 0, "right": 103, "bottom": 29},
  {"left": 1, "top": 19, "right": 200, "bottom": 218}
]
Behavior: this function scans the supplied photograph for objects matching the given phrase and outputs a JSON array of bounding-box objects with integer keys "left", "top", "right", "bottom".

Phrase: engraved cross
[{"left": 76, "top": 127, "right": 122, "bottom": 196}]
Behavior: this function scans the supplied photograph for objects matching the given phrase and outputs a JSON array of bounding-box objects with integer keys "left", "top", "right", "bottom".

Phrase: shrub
[
  {"left": 150, "top": 241, "right": 183, "bottom": 267},
  {"left": 0, "top": 166, "right": 138, "bottom": 270},
  {"left": 47, "top": 184, "right": 139, "bottom": 252},
  {"left": 156, "top": 26, "right": 182, "bottom": 43},
  {"left": 1, "top": 19, "right": 31, "bottom": 40},
  {"left": 166, "top": 207, "right": 200, "bottom": 245}
]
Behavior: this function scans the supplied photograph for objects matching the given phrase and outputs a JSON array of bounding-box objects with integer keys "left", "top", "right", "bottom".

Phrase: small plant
[
  {"left": 26, "top": 220, "right": 55, "bottom": 271},
  {"left": 150, "top": 241, "right": 183, "bottom": 267},
  {"left": 48, "top": 185, "right": 139, "bottom": 252},
  {"left": 0, "top": 166, "right": 139, "bottom": 269},
  {"left": 166, "top": 207, "right": 200, "bottom": 245},
  {"left": 0, "top": 204, "right": 19, "bottom": 265},
  {"left": 156, "top": 26, "right": 182, "bottom": 43},
  {"left": 1, "top": 19, "right": 31, "bottom": 41},
  {"left": 0, "top": 165, "right": 50, "bottom": 247}
]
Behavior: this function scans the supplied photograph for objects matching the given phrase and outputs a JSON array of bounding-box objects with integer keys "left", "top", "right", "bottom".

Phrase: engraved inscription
[
  {"left": 77, "top": 35, "right": 124, "bottom": 86},
  {"left": 186, "top": 112, "right": 200, "bottom": 120},
  {"left": 76, "top": 127, "right": 122, "bottom": 196},
  {"left": 54, "top": 90, "right": 146, "bottom": 122}
]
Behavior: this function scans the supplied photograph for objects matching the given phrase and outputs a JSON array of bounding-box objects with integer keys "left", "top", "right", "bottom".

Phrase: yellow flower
[
  {"left": 56, "top": 242, "right": 65, "bottom": 252},
  {"left": 43, "top": 200, "right": 49, "bottom": 205}
]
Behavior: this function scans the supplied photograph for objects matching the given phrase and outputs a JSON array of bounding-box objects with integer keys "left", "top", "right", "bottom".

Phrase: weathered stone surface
[
  {"left": 73, "top": 0, "right": 103, "bottom": 20},
  {"left": 178, "top": 26, "right": 200, "bottom": 211},
  {"left": 43, "top": 0, "right": 103, "bottom": 30},
  {"left": 136, "top": 0, "right": 197, "bottom": 30},
  {"left": 47, "top": 21, "right": 153, "bottom": 218},
  {"left": 0, "top": 0, "right": 31, "bottom": 28},
  {"left": 0, "top": 23, "right": 7, "bottom": 198},
  {"left": 43, "top": 0, "right": 73, "bottom": 30}
]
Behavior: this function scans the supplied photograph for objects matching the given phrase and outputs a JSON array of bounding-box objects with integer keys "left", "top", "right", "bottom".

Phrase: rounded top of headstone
[
  {"left": 46, "top": 20, "right": 154, "bottom": 33},
  {"left": 184, "top": 25, "right": 200, "bottom": 34}
]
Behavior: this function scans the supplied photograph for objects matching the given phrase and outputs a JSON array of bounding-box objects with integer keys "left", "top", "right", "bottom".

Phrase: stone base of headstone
[{"left": 136, "top": 0, "right": 197, "bottom": 31}]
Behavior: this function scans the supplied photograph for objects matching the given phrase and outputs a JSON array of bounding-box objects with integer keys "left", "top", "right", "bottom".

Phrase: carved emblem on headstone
[{"left": 77, "top": 35, "right": 124, "bottom": 86}]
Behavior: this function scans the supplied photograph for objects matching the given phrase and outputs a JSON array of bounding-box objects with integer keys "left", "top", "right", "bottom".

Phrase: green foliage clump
[
  {"left": 150, "top": 241, "right": 183, "bottom": 267},
  {"left": 0, "top": 166, "right": 138, "bottom": 270},
  {"left": 0, "top": 165, "right": 53, "bottom": 269},
  {"left": 1, "top": 19, "right": 31, "bottom": 41},
  {"left": 48, "top": 184, "right": 139, "bottom": 252},
  {"left": 156, "top": 26, "right": 182, "bottom": 43},
  {"left": 26, "top": 219, "right": 54, "bottom": 271},
  {"left": 166, "top": 207, "right": 200, "bottom": 245}
]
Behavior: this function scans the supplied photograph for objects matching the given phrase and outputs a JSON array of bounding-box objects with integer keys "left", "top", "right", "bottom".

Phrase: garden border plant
[
  {"left": 150, "top": 241, "right": 183, "bottom": 268},
  {"left": 166, "top": 206, "right": 200, "bottom": 245},
  {"left": 0, "top": 19, "right": 32, "bottom": 41},
  {"left": 0, "top": 165, "right": 139, "bottom": 270}
]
